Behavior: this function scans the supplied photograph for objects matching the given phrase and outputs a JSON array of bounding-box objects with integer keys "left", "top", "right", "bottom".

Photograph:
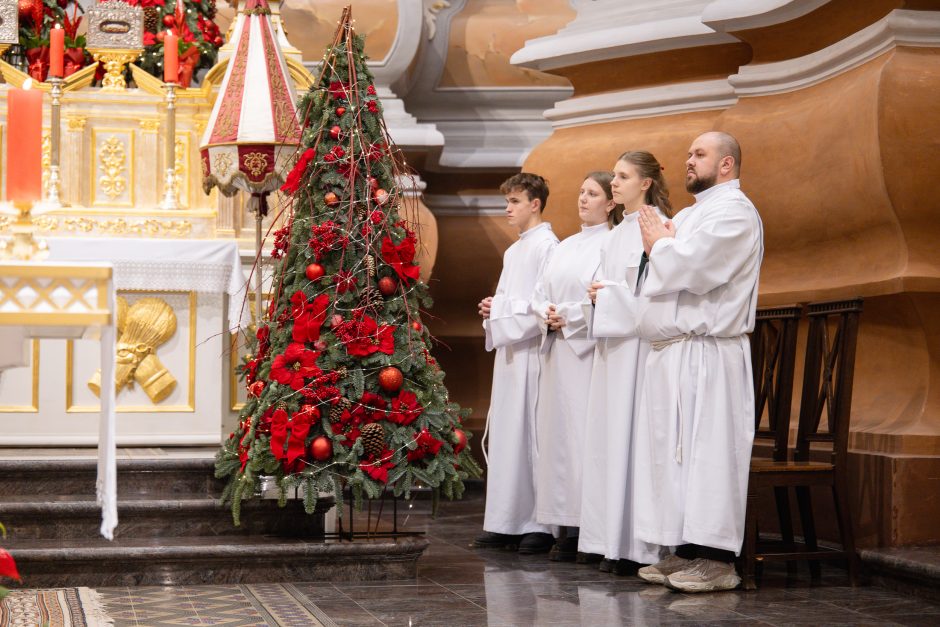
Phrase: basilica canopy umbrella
[{"left": 199, "top": 0, "right": 300, "bottom": 318}]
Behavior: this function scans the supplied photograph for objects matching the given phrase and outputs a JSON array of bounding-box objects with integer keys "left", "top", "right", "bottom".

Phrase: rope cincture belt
[{"left": 650, "top": 333, "right": 693, "bottom": 463}]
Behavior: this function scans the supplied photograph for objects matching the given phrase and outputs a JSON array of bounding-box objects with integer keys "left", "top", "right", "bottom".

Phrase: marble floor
[{"left": 80, "top": 490, "right": 940, "bottom": 626}]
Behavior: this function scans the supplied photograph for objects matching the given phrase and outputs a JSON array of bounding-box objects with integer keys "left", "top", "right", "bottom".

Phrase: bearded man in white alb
[{"left": 633, "top": 131, "right": 763, "bottom": 592}]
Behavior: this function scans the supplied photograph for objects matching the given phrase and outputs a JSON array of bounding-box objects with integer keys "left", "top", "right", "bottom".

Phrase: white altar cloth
[{"left": 47, "top": 237, "right": 248, "bottom": 300}]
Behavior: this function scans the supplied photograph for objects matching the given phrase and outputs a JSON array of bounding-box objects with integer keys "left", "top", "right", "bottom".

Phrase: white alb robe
[
  {"left": 531, "top": 222, "right": 609, "bottom": 527},
  {"left": 483, "top": 222, "right": 559, "bottom": 535},
  {"left": 633, "top": 179, "right": 763, "bottom": 553},
  {"left": 577, "top": 211, "right": 663, "bottom": 564}
]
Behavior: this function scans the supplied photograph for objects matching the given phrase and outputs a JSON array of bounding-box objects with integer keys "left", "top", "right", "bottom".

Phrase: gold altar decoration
[
  {"left": 89, "top": 49, "right": 144, "bottom": 92},
  {"left": 88, "top": 296, "right": 178, "bottom": 403}
]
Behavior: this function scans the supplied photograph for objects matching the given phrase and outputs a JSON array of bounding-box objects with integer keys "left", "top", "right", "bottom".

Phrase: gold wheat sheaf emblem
[
  {"left": 98, "top": 136, "right": 127, "bottom": 199},
  {"left": 88, "top": 296, "right": 178, "bottom": 404}
]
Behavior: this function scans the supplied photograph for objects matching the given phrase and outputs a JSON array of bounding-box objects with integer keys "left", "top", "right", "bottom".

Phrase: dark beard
[{"left": 686, "top": 171, "right": 716, "bottom": 194}]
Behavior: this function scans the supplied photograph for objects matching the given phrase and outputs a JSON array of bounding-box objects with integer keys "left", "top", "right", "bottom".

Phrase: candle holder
[
  {"left": 159, "top": 82, "right": 181, "bottom": 210},
  {"left": 0, "top": 201, "right": 49, "bottom": 261},
  {"left": 44, "top": 76, "right": 66, "bottom": 208}
]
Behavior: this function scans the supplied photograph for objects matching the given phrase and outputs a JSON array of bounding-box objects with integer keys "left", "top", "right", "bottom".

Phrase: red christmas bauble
[
  {"left": 378, "top": 276, "right": 397, "bottom": 296},
  {"left": 378, "top": 366, "right": 404, "bottom": 393},
  {"left": 248, "top": 381, "right": 265, "bottom": 397},
  {"left": 373, "top": 188, "right": 389, "bottom": 205},
  {"left": 367, "top": 176, "right": 380, "bottom": 191},
  {"left": 329, "top": 125, "right": 341, "bottom": 140},
  {"left": 330, "top": 314, "right": 344, "bottom": 327},
  {"left": 156, "top": 31, "right": 166, "bottom": 42},
  {"left": 335, "top": 106, "right": 346, "bottom": 117},
  {"left": 163, "top": 14, "right": 175, "bottom": 26},
  {"left": 454, "top": 429, "right": 468, "bottom": 454},
  {"left": 411, "top": 320, "right": 423, "bottom": 332},
  {"left": 213, "top": 36, "right": 224, "bottom": 47},
  {"left": 305, "top": 263, "right": 325, "bottom": 281},
  {"left": 309, "top": 436, "right": 332, "bottom": 461},
  {"left": 324, "top": 192, "right": 340, "bottom": 207},
  {"left": 314, "top": 339, "right": 328, "bottom": 351}
]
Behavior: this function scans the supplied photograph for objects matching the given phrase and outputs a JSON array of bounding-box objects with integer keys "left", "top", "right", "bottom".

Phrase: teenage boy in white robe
[
  {"left": 475, "top": 173, "right": 559, "bottom": 553},
  {"left": 530, "top": 172, "right": 615, "bottom": 561},
  {"left": 579, "top": 152, "right": 671, "bottom": 575},
  {"left": 633, "top": 131, "right": 763, "bottom": 592}
]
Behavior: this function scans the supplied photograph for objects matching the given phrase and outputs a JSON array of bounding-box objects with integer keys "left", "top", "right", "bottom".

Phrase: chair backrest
[
  {"left": 751, "top": 305, "right": 803, "bottom": 460},
  {"left": 794, "top": 298, "right": 863, "bottom": 465}
]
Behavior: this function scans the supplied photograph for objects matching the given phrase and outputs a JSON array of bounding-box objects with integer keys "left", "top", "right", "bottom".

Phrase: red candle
[
  {"left": 164, "top": 31, "right": 179, "bottom": 83},
  {"left": 5, "top": 80, "right": 44, "bottom": 203},
  {"left": 50, "top": 24, "right": 65, "bottom": 78}
]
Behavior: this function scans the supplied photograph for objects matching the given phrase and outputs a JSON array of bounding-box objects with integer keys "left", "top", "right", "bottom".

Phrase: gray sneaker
[
  {"left": 664, "top": 558, "right": 741, "bottom": 592},
  {"left": 637, "top": 554, "right": 691, "bottom": 584}
]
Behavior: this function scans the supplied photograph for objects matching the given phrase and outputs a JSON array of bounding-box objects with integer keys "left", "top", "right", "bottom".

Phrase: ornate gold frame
[
  {"left": 91, "top": 128, "right": 136, "bottom": 208},
  {"left": 66, "top": 290, "right": 197, "bottom": 413}
]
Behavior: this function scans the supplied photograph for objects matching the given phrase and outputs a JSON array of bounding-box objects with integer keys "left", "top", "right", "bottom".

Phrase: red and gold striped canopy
[{"left": 199, "top": 0, "right": 300, "bottom": 196}]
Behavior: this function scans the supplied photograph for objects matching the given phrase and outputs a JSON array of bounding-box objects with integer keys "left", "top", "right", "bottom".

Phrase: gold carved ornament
[
  {"left": 242, "top": 152, "right": 269, "bottom": 178},
  {"left": 98, "top": 136, "right": 127, "bottom": 200},
  {"left": 88, "top": 296, "right": 178, "bottom": 403}
]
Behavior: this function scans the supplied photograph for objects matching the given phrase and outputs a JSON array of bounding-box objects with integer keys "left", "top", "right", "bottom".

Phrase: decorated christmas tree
[{"left": 215, "top": 8, "right": 480, "bottom": 524}]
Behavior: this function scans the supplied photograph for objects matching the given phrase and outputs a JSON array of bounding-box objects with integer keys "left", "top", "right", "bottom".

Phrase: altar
[{"left": 0, "top": 237, "right": 246, "bottom": 446}]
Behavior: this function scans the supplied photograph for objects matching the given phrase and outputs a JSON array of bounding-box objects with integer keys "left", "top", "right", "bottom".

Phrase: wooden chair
[
  {"left": 743, "top": 298, "right": 863, "bottom": 590},
  {"left": 749, "top": 305, "right": 803, "bottom": 570}
]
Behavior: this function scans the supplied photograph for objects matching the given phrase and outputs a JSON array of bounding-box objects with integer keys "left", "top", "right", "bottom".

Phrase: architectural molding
[
  {"left": 424, "top": 194, "right": 506, "bottom": 217},
  {"left": 545, "top": 79, "right": 737, "bottom": 129},
  {"left": 729, "top": 9, "right": 940, "bottom": 96},
  {"left": 702, "top": 0, "right": 832, "bottom": 32},
  {"left": 511, "top": 0, "right": 738, "bottom": 72}
]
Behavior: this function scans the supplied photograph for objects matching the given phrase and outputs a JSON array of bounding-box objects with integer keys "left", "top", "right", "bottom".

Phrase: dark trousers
[{"left": 675, "top": 543, "right": 736, "bottom": 563}]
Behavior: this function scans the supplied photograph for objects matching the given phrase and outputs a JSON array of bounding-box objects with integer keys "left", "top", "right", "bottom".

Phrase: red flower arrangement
[
  {"left": 359, "top": 449, "right": 396, "bottom": 483},
  {"left": 333, "top": 313, "right": 395, "bottom": 357},
  {"left": 388, "top": 390, "right": 423, "bottom": 426},
  {"left": 269, "top": 342, "right": 321, "bottom": 390},
  {"left": 290, "top": 291, "right": 330, "bottom": 344},
  {"left": 407, "top": 428, "right": 443, "bottom": 462},
  {"left": 381, "top": 235, "right": 421, "bottom": 284}
]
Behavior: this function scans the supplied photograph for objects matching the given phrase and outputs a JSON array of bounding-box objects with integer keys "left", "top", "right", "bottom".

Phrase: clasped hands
[{"left": 638, "top": 204, "right": 674, "bottom": 255}]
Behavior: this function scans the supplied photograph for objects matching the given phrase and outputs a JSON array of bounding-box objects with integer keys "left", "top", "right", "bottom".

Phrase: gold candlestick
[
  {"left": 45, "top": 76, "right": 65, "bottom": 208},
  {"left": 1, "top": 201, "right": 49, "bottom": 261},
  {"left": 159, "top": 82, "right": 180, "bottom": 210}
]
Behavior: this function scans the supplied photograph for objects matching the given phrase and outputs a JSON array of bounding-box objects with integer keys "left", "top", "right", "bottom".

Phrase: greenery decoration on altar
[
  {"left": 137, "top": 0, "right": 223, "bottom": 88},
  {"left": 9, "top": 0, "right": 91, "bottom": 81},
  {"left": 215, "top": 7, "right": 480, "bottom": 524}
]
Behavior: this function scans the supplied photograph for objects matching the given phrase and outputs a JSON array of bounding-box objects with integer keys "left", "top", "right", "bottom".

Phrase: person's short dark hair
[{"left": 500, "top": 172, "right": 549, "bottom": 213}]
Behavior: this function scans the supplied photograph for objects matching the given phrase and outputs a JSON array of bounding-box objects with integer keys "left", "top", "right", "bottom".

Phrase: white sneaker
[
  {"left": 637, "top": 554, "right": 692, "bottom": 584},
  {"left": 664, "top": 558, "right": 741, "bottom": 593}
]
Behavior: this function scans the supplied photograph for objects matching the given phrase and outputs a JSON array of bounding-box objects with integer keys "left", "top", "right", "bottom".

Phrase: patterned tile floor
[{"left": 91, "top": 491, "right": 940, "bottom": 626}]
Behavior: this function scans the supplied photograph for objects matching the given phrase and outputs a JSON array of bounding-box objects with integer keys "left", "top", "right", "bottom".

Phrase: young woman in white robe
[
  {"left": 531, "top": 172, "right": 617, "bottom": 559},
  {"left": 578, "top": 152, "right": 673, "bottom": 574}
]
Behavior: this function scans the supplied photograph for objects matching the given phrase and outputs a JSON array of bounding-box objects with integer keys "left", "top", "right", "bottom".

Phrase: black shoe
[
  {"left": 549, "top": 536, "right": 579, "bottom": 562},
  {"left": 577, "top": 552, "right": 604, "bottom": 565},
  {"left": 518, "top": 532, "right": 555, "bottom": 555},
  {"left": 598, "top": 558, "right": 615, "bottom": 573},
  {"left": 473, "top": 531, "right": 522, "bottom": 550},
  {"left": 613, "top": 559, "right": 641, "bottom": 576}
]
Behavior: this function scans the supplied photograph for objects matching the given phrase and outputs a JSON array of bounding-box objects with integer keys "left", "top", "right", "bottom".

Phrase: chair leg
[
  {"left": 796, "top": 486, "right": 821, "bottom": 583},
  {"left": 773, "top": 486, "right": 797, "bottom": 576},
  {"left": 832, "top": 475, "right": 861, "bottom": 586},
  {"left": 743, "top": 489, "right": 758, "bottom": 590}
]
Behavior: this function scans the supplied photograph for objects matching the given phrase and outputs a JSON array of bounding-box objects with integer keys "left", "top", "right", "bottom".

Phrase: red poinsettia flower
[
  {"left": 290, "top": 291, "right": 330, "bottom": 344},
  {"left": 388, "top": 390, "right": 423, "bottom": 426},
  {"left": 407, "top": 428, "right": 443, "bottom": 462},
  {"left": 270, "top": 342, "right": 321, "bottom": 390},
  {"left": 143, "top": 31, "right": 157, "bottom": 46},
  {"left": 334, "top": 313, "right": 395, "bottom": 357},
  {"left": 1, "top": 547, "right": 21, "bottom": 581},
  {"left": 381, "top": 235, "right": 421, "bottom": 284},
  {"left": 359, "top": 449, "right": 395, "bottom": 483},
  {"left": 281, "top": 148, "right": 316, "bottom": 194},
  {"left": 329, "top": 81, "right": 350, "bottom": 100},
  {"left": 331, "top": 422, "right": 360, "bottom": 448}
]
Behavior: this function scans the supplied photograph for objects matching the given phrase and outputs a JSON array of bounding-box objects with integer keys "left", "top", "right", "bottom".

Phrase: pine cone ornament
[
  {"left": 329, "top": 397, "right": 351, "bottom": 423},
  {"left": 207, "top": 0, "right": 217, "bottom": 19},
  {"left": 364, "top": 254, "right": 376, "bottom": 277},
  {"left": 360, "top": 422, "right": 385, "bottom": 458},
  {"left": 143, "top": 7, "right": 159, "bottom": 33},
  {"left": 359, "top": 287, "right": 383, "bottom": 311}
]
